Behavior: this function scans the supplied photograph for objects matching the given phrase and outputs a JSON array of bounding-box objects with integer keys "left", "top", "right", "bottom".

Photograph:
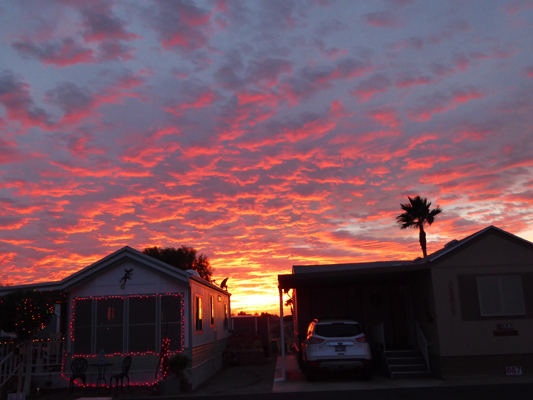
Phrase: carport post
[{"left": 279, "top": 286, "right": 286, "bottom": 381}]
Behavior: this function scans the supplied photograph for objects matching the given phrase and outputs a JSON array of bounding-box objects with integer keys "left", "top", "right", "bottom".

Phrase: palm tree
[
  {"left": 396, "top": 195, "right": 442, "bottom": 258},
  {"left": 284, "top": 291, "right": 294, "bottom": 315}
]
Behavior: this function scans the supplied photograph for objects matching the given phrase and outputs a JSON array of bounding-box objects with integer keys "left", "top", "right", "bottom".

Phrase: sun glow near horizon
[{"left": 1, "top": 1, "right": 533, "bottom": 310}]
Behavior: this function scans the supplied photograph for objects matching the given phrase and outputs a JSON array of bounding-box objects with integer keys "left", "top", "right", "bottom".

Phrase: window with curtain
[
  {"left": 195, "top": 296, "right": 203, "bottom": 331},
  {"left": 210, "top": 296, "right": 215, "bottom": 326},
  {"left": 477, "top": 276, "right": 526, "bottom": 316}
]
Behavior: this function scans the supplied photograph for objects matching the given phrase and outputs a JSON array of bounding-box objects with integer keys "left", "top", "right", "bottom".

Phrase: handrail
[
  {"left": 0, "top": 351, "right": 21, "bottom": 389},
  {"left": 0, "top": 339, "right": 65, "bottom": 389},
  {"left": 416, "top": 323, "right": 430, "bottom": 371}
]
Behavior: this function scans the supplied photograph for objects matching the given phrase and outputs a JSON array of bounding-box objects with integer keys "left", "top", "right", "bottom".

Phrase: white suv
[{"left": 301, "top": 319, "right": 372, "bottom": 381}]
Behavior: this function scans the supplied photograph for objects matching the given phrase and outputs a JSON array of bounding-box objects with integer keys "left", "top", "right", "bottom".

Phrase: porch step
[
  {"left": 382, "top": 348, "right": 431, "bottom": 379},
  {"left": 386, "top": 356, "right": 426, "bottom": 365},
  {"left": 384, "top": 350, "right": 421, "bottom": 358},
  {"left": 388, "top": 364, "right": 427, "bottom": 372},
  {"left": 390, "top": 370, "right": 433, "bottom": 379}
]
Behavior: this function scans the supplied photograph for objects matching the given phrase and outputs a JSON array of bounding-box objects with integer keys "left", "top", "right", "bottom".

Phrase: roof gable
[
  {"left": 0, "top": 246, "right": 191, "bottom": 294},
  {"left": 61, "top": 246, "right": 190, "bottom": 291},
  {"left": 427, "top": 226, "right": 533, "bottom": 267}
]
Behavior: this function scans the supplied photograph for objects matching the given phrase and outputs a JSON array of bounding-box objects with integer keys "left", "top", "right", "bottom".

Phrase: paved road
[{"left": 162, "top": 383, "right": 533, "bottom": 400}]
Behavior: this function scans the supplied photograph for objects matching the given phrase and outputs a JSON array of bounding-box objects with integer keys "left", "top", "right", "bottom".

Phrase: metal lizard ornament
[{"left": 120, "top": 269, "right": 133, "bottom": 289}]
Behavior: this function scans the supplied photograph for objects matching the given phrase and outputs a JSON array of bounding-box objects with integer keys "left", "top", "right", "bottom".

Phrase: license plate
[{"left": 335, "top": 345, "right": 346, "bottom": 352}]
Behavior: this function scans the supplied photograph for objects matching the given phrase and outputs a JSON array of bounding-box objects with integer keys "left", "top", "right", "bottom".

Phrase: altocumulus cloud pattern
[{"left": 0, "top": 0, "right": 533, "bottom": 313}]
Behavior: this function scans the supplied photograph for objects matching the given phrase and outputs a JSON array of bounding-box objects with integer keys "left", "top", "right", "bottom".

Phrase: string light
[{"left": 65, "top": 293, "right": 185, "bottom": 387}]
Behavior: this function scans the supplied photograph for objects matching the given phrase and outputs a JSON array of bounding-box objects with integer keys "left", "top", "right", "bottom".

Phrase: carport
[{"left": 277, "top": 261, "right": 432, "bottom": 381}]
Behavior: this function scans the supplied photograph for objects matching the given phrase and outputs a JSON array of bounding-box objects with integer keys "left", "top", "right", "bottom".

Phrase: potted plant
[{"left": 161, "top": 353, "right": 191, "bottom": 393}]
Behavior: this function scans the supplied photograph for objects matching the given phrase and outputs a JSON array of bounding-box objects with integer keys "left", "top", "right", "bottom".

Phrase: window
[
  {"left": 477, "top": 276, "right": 526, "bottom": 316},
  {"left": 72, "top": 294, "right": 183, "bottom": 355},
  {"left": 73, "top": 299, "right": 92, "bottom": 355},
  {"left": 210, "top": 296, "right": 215, "bottom": 326},
  {"left": 314, "top": 322, "right": 362, "bottom": 337},
  {"left": 96, "top": 298, "right": 124, "bottom": 354},
  {"left": 129, "top": 296, "right": 156, "bottom": 353},
  {"left": 223, "top": 303, "right": 228, "bottom": 329},
  {"left": 195, "top": 296, "right": 203, "bottom": 331},
  {"left": 161, "top": 295, "right": 183, "bottom": 351}
]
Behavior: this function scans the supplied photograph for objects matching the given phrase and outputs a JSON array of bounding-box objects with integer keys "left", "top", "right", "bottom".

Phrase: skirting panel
[{"left": 434, "top": 353, "right": 533, "bottom": 378}]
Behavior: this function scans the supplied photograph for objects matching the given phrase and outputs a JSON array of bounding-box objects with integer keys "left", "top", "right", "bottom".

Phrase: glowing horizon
[{"left": 1, "top": 1, "right": 533, "bottom": 316}]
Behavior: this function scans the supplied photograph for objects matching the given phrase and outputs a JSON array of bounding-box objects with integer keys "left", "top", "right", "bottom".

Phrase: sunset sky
[{"left": 1, "top": 0, "right": 533, "bottom": 315}]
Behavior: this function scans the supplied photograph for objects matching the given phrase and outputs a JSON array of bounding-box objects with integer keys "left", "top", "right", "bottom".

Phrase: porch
[{"left": 1, "top": 337, "right": 65, "bottom": 392}]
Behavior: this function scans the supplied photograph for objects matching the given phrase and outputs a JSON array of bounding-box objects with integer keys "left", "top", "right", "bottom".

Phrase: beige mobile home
[{"left": 279, "top": 226, "right": 533, "bottom": 379}]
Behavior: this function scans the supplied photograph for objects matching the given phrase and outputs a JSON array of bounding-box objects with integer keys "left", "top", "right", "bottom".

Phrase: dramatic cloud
[{"left": 0, "top": 1, "right": 532, "bottom": 314}]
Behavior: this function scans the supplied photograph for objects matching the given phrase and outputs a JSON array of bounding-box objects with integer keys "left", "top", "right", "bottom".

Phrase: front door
[{"left": 361, "top": 282, "right": 415, "bottom": 349}]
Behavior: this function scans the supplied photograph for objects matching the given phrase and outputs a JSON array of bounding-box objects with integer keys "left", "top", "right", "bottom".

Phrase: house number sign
[{"left": 506, "top": 366, "right": 522, "bottom": 375}]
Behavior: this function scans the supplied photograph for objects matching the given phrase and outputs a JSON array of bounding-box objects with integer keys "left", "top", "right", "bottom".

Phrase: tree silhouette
[
  {"left": 284, "top": 291, "right": 294, "bottom": 315},
  {"left": 143, "top": 245, "right": 213, "bottom": 281},
  {"left": 396, "top": 195, "right": 442, "bottom": 258}
]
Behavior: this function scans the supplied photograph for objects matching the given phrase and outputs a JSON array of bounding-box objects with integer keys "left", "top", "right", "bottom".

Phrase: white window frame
[{"left": 72, "top": 294, "right": 183, "bottom": 355}]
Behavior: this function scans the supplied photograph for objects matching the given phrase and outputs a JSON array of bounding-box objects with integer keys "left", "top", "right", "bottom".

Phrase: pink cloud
[
  {"left": 0, "top": 71, "right": 52, "bottom": 128},
  {"left": 149, "top": 1, "right": 213, "bottom": 52},
  {"left": 351, "top": 73, "right": 391, "bottom": 101},
  {"left": 503, "top": 1, "right": 533, "bottom": 15},
  {"left": 367, "top": 108, "right": 402, "bottom": 127},
  {"left": 363, "top": 11, "right": 402, "bottom": 28},
  {"left": 12, "top": 38, "right": 95, "bottom": 67},
  {"left": 429, "top": 20, "right": 470, "bottom": 45},
  {"left": 80, "top": 5, "right": 140, "bottom": 43},
  {"left": 394, "top": 73, "right": 434, "bottom": 88},
  {"left": 164, "top": 91, "right": 218, "bottom": 116},
  {"left": 0, "top": 138, "right": 26, "bottom": 165},
  {"left": 409, "top": 87, "right": 484, "bottom": 121}
]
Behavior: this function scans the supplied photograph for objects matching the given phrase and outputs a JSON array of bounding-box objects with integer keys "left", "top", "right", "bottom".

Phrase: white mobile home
[{"left": 0, "top": 246, "right": 231, "bottom": 390}]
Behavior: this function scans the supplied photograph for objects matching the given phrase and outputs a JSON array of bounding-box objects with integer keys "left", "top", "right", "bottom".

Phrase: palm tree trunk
[{"left": 419, "top": 225, "right": 427, "bottom": 257}]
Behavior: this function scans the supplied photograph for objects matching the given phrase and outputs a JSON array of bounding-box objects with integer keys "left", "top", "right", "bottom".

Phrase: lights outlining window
[
  {"left": 210, "top": 296, "right": 215, "bottom": 326},
  {"left": 195, "top": 296, "right": 203, "bottom": 331},
  {"left": 477, "top": 276, "right": 526, "bottom": 316},
  {"left": 72, "top": 294, "right": 183, "bottom": 356}
]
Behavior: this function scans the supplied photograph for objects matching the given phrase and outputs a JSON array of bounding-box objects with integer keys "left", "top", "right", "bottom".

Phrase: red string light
[{"left": 65, "top": 293, "right": 185, "bottom": 387}]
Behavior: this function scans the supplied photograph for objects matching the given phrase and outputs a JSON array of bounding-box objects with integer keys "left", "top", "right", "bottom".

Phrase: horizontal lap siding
[
  {"left": 190, "top": 338, "right": 228, "bottom": 389},
  {"left": 192, "top": 338, "right": 227, "bottom": 366},
  {"left": 192, "top": 342, "right": 215, "bottom": 365}
]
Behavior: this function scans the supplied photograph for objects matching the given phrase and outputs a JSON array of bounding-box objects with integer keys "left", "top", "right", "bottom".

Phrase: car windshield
[{"left": 315, "top": 322, "right": 362, "bottom": 337}]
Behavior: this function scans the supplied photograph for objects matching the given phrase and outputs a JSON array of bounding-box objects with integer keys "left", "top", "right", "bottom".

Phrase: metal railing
[
  {"left": 0, "top": 347, "right": 21, "bottom": 388},
  {"left": 0, "top": 339, "right": 65, "bottom": 389},
  {"left": 415, "top": 323, "right": 430, "bottom": 371}
]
